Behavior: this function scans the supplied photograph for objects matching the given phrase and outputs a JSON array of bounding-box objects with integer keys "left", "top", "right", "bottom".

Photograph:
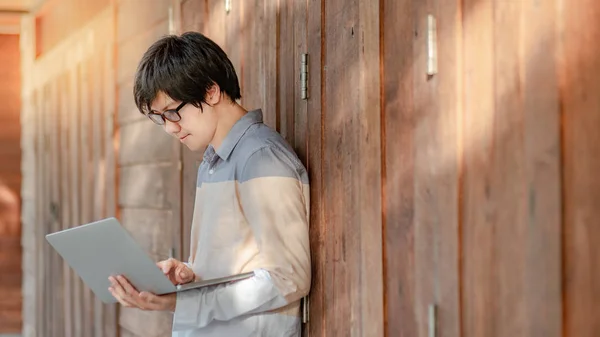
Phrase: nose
[{"left": 164, "top": 119, "right": 181, "bottom": 135}]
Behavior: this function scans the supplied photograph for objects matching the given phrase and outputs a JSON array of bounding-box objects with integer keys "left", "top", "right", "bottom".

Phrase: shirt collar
[{"left": 203, "top": 109, "right": 263, "bottom": 163}]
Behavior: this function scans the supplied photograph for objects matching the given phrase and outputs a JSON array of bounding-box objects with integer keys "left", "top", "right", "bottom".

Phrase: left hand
[{"left": 108, "top": 275, "right": 176, "bottom": 311}]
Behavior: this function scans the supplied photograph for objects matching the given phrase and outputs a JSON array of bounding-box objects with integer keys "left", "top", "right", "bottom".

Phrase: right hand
[{"left": 156, "top": 258, "right": 195, "bottom": 285}]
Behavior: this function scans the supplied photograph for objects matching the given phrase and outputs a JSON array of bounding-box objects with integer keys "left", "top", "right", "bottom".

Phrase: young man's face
[{"left": 149, "top": 91, "right": 218, "bottom": 152}]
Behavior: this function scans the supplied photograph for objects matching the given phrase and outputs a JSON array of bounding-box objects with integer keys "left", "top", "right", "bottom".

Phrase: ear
[{"left": 206, "top": 84, "right": 222, "bottom": 105}]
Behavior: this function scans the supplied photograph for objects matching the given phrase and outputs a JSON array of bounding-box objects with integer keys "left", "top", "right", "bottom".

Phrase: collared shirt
[{"left": 172, "top": 109, "right": 311, "bottom": 337}]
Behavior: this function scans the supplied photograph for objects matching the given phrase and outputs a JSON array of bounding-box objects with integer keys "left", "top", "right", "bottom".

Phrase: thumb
[{"left": 161, "top": 260, "right": 173, "bottom": 274}]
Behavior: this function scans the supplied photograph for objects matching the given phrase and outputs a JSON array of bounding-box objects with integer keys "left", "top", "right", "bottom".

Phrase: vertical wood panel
[
  {"left": 491, "top": 2, "right": 528, "bottom": 335},
  {"left": 102, "top": 43, "right": 119, "bottom": 337},
  {"left": 277, "top": 0, "right": 294, "bottom": 146},
  {"left": 413, "top": 0, "right": 438, "bottom": 336},
  {"left": 292, "top": 0, "right": 308, "bottom": 164},
  {"left": 323, "top": 1, "right": 356, "bottom": 333},
  {"left": 461, "top": 0, "right": 495, "bottom": 336},
  {"left": 42, "top": 85, "right": 52, "bottom": 337},
  {"left": 562, "top": 0, "right": 600, "bottom": 336},
  {"left": 59, "top": 73, "right": 74, "bottom": 337},
  {"left": 241, "top": 0, "right": 277, "bottom": 127},
  {"left": 522, "top": 0, "right": 562, "bottom": 335},
  {"left": 91, "top": 50, "right": 106, "bottom": 337},
  {"left": 382, "top": 0, "right": 416, "bottom": 333},
  {"left": 323, "top": 0, "right": 383, "bottom": 335},
  {"left": 357, "top": 1, "right": 383, "bottom": 335},
  {"left": 80, "top": 56, "right": 95, "bottom": 337},
  {"left": 50, "top": 79, "right": 65, "bottom": 337},
  {"left": 68, "top": 65, "right": 84, "bottom": 337},
  {"left": 305, "top": 0, "right": 325, "bottom": 335}
]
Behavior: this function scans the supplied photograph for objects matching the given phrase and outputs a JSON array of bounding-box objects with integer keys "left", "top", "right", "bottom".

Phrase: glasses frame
[{"left": 147, "top": 102, "right": 187, "bottom": 125}]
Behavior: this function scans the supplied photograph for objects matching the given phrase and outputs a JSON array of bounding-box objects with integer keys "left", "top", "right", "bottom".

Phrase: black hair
[{"left": 133, "top": 32, "right": 241, "bottom": 114}]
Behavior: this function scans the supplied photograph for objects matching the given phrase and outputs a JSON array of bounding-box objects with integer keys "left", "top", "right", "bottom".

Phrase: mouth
[{"left": 179, "top": 134, "right": 189, "bottom": 141}]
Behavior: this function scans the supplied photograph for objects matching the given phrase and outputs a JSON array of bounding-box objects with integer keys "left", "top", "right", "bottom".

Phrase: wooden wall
[
  {"left": 20, "top": 7, "right": 118, "bottom": 337},
  {"left": 115, "top": 1, "right": 181, "bottom": 336},
  {"left": 179, "top": 1, "right": 600, "bottom": 336},
  {"left": 16, "top": 0, "right": 600, "bottom": 336},
  {"left": 0, "top": 33, "right": 22, "bottom": 334},
  {"left": 380, "top": 0, "right": 600, "bottom": 336}
]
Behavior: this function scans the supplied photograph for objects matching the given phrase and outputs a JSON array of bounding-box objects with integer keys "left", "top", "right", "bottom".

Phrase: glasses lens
[
  {"left": 148, "top": 114, "right": 164, "bottom": 125},
  {"left": 164, "top": 110, "right": 181, "bottom": 122}
]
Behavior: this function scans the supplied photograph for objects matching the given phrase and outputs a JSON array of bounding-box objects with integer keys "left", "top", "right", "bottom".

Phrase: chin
[{"left": 185, "top": 142, "right": 206, "bottom": 152}]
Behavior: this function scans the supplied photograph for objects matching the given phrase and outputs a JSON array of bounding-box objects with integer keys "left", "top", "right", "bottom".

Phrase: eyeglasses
[{"left": 147, "top": 102, "right": 187, "bottom": 125}]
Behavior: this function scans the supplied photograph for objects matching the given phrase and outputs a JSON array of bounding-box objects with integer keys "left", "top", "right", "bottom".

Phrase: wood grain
[
  {"left": 461, "top": 0, "right": 495, "bottom": 336},
  {"left": 521, "top": 0, "right": 562, "bottom": 335},
  {"left": 561, "top": 0, "right": 600, "bottom": 336},
  {"left": 116, "top": 0, "right": 170, "bottom": 44},
  {"left": 382, "top": 0, "right": 416, "bottom": 335},
  {"left": 305, "top": 0, "right": 325, "bottom": 335},
  {"left": 323, "top": 0, "right": 383, "bottom": 335},
  {"left": 119, "top": 120, "right": 178, "bottom": 165}
]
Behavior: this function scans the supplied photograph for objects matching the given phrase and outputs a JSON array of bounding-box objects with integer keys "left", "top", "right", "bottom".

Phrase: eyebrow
[{"left": 150, "top": 101, "right": 177, "bottom": 113}]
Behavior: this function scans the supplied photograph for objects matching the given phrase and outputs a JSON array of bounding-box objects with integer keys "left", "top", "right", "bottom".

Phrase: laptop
[{"left": 45, "top": 217, "right": 255, "bottom": 304}]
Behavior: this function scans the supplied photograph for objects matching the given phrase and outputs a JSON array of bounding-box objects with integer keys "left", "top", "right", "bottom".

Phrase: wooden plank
[
  {"left": 489, "top": 1, "right": 528, "bottom": 336},
  {"left": 80, "top": 56, "right": 95, "bottom": 337},
  {"left": 118, "top": 164, "right": 178, "bottom": 209},
  {"left": 119, "top": 120, "right": 178, "bottom": 165},
  {"left": 381, "top": 0, "right": 416, "bottom": 335},
  {"left": 68, "top": 64, "right": 83, "bottom": 337},
  {"left": 412, "top": 0, "right": 438, "bottom": 335},
  {"left": 116, "top": 0, "right": 170, "bottom": 44},
  {"left": 240, "top": 0, "right": 277, "bottom": 127},
  {"left": 432, "top": 0, "right": 462, "bottom": 335},
  {"left": 225, "top": 0, "right": 242, "bottom": 100},
  {"left": 181, "top": 0, "right": 207, "bottom": 33},
  {"left": 42, "top": 85, "right": 52, "bottom": 337},
  {"left": 117, "top": 81, "right": 145, "bottom": 125},
  {"left": 116, "top": 19, "right": 169, "bottom": 85},
  {"left": 305, "top": 0, "right": 324, "bottom": 335},
  {"left": 356, "top": 1, "right": 383, "bottom": 335},
  {"left": 91, "top": 50, "right": 106, "bottom": 337},
  {"left": 277, "top": 0, "right": 295, "bottom": 144},
  {"left": 206, "top": 0, "right": 226, "bottom": 46},
  {"left": 322, "top": 0, "right": 383, "bottom": 335},
  {"left": 561, "top": 0, "right": 600, "bottom": 336},
  {"left": 461, "top": 0, "right": 495, "bottom": 335},
  {"left": 59, "top": 72, "right": 74, "bottom": 337},
  {"left": 292, "top": 0, "right": 308, "bottom": 164},
  {"left": 49, "top": 77, "right": 65, "bottom": 337},
  {"left": 102, "top": 41, "right": 118, "bottom": 337},
  {"left": 521, "top": 1, "right": 562, "bottom": 335}
]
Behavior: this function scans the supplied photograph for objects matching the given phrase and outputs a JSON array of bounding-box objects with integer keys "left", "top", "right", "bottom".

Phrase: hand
[
  {"left": 108, "top": 275, "right": 176, "bottom": 311},
  {"left": 156, "top": 258, "right": 195, "bottom": 285}
]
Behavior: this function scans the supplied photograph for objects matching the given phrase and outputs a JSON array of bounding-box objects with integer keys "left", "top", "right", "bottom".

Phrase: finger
[
  {"left": 116, "top": 275, "right": 140, "bottom": 297},
  {"left": 111, "top": 276, "right": 144, "bottom": 309},
  {"left": 109, "top": 287, "right": 134, "bottom": 308},
  {"left": 161, "top": 258, "right": 176, "bottom": 274},
  {"left": 109, "top": 277, "right": 131, "bottom": 303},
  {"left": 175, "top": 265, "right": 192, "bottom": 283},
  {"left": 139, "top": 292, "right": 163, "bottom": 311}
]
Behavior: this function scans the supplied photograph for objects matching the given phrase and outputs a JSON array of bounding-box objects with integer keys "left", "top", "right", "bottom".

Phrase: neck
[{"left": 210, "top": 100, "right": 247, "bottom": 150}]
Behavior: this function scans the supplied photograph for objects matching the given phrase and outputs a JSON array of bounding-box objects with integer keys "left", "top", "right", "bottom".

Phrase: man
[{"left": 107, "top": 32, "right": 311, "bottom": 336}]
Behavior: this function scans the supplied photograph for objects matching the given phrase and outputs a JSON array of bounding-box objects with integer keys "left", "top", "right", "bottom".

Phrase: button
[{"left": 209, "top": 169, "right": 214, "bottom": 175}]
